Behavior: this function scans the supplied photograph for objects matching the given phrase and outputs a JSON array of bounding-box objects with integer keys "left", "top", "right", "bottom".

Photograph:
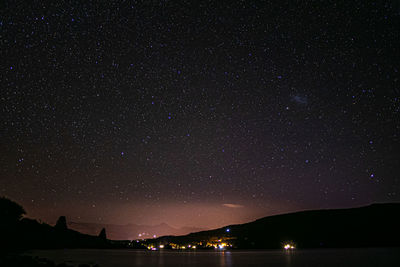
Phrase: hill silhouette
[
  {"left": 2, "top": 197, "right": 400, "bottom": 251},
  {"left": 67, "top": 221, "right": 205, "bottom": 240},
  {"left": 0, "top": 197, "right": 143, "bottom": 251},
  {"left": 146, "top": 203, "right": 400, "bottom": 249}
]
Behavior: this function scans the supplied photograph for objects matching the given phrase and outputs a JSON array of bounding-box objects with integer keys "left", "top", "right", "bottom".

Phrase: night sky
[{"left": 1, "top": 1, "right": 399, "bottom": 229}]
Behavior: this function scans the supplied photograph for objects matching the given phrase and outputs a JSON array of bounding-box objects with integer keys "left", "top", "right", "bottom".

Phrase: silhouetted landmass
[
  {"left": 55, "top": 216, "right": 68, "bottom": 230},
  {"left": 67, "top": 221, "right": 205, "bottom": 240},
  {"left": 0, "top": 197, "right": 145, "bottom": 251},
  {"left": 2, "top": 197, "right": 400, "bottom": 252},
  {"left": 145, "top": 203, "right": 400, "bottom": 249},
  {"left": 2, "top": 215, "right": 110, "bottom": 250},
  {"left": 0, "top": 197, "right": 25, "bottom": 224},
  {"left": 98, "top": 228, "right": 107, "bottom": 240}
]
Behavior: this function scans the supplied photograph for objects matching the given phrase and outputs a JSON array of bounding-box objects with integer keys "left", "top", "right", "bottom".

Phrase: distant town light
[
  {"left": 284, "top": 243, "right": 295, "bottom": 250},
  {"left": 226, "top": 228, "right": 230, "bottom": 232},
  {"left": 218, "top": 243, "right": 228, "bottom": 249},
  {"left": 159, "top": 245, "right": 164, "bottom": 248}
]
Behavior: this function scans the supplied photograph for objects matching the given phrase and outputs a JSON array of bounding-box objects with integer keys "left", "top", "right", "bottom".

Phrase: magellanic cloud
[{"left": 223, "top": 203, "right": 244, "bottom": 208}]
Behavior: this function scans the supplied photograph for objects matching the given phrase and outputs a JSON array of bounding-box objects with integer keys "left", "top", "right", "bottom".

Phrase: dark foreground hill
[
  {"left": 2, "top": 217, "right": 112, "bottom": 250},
  {"left": 147, "top": 203, "right": 400, "bottom": 249},
  {"left": 0, "top": 197, "right": 143, "bottom": 251},
  {"left": 2, "top": 196, "right": 400, "bottom": 250},
  {"left": 68, "top": 221, "right": 204, "bottom": 240}
]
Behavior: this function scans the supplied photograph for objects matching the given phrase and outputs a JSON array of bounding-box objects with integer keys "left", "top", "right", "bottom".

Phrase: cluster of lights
[
  {"left": 146, "top": 239, "right": 232, "bottom": 250},
  {"left": 148, "top": 244, "right": 197, "bottom": 250},
  {"left": 283, "top": 243, "right": 295, "bottom": 250},
  {"left": 212, "top": 242, "right": 230, "bottom": 249},
  {"left": 178, "top": 245, "right": 197, "bottom": 249},
  {"left": 205, "top": 238, "right": 233, "bottom": 249}
]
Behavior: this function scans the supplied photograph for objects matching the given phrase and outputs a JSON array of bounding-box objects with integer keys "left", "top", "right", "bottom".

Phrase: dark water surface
[{"left": 27, "top": 248, "right": 400, "bottom": 267}]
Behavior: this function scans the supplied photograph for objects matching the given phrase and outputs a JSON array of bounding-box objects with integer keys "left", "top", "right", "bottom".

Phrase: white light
[{"left": 284, "top": 243, "right": 295, "bottom": 250}]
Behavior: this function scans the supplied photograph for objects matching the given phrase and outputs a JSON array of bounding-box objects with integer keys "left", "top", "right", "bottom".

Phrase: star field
[{"left": 1, "top": 0, "right": 399, "bottom": 228}]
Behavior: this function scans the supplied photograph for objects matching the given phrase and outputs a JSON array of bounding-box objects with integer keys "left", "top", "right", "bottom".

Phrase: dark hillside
[{"left": 149, "top": 203, "right": 400, "bottom": 249}]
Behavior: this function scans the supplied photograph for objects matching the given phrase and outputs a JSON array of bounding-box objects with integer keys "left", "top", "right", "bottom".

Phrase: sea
[{"left": 26, "top": 248, "right": 400, "bottom": 267}]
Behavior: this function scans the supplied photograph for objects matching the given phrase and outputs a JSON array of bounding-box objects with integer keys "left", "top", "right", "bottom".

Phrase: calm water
[{"left": 27, "top": 248, "right": 400, "bottom": 267}]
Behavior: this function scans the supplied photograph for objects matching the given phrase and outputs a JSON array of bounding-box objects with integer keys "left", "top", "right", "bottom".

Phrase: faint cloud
[
  {"left": 291, "top": 95, "right": 308, "bottom": 105},
  {"left": 223, "top": 203, "right": 244, "bottom": 208}
]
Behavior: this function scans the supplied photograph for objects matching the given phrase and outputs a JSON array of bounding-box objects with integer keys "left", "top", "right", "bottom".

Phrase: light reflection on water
[
  {"left": 219, "top": 251, "right": 232, "bottom": 267},
  {"left": 27, "top": 248, "right": 400, "bottom": 267}
]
